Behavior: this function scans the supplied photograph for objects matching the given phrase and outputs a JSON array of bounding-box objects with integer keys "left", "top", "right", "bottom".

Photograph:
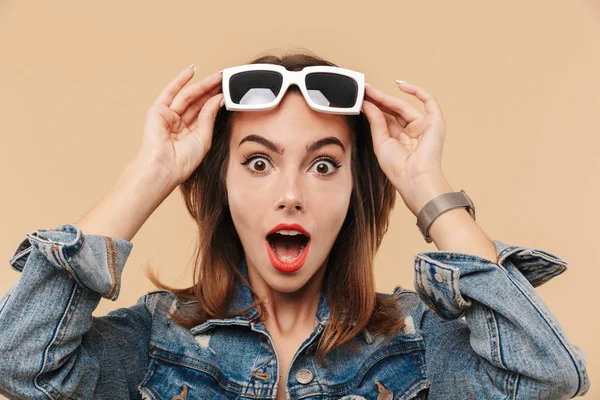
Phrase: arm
[
  {"left": 0, "top": 65, "right": 223, "bottom": 399},
  {"left": 404, "top": 176, "right": 590, "bottom": 398},
  {"left": 0, "top": 224, "right": 149, "bottom": 399},
  {"left": 361, "top": 74, "right": 589, "bottom": 398},
  {"left": 0, "top": 159, "right": 175, "bottom": 399},
  {"left": 411, "top": 240, "right": 590, "bottom": 399},
  {"left": 76, "top": 155, "right": 177, "bottom": 241}
]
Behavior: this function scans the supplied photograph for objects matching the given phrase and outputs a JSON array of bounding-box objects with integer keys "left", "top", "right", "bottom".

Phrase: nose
[{"left": 274, "top": 174, "right": 305, "bottom": 213}]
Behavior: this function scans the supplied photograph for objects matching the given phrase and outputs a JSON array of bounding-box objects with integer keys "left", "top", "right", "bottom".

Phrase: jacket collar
[{"left": 229, "top": 256, "right": 331, "bottom": 327}]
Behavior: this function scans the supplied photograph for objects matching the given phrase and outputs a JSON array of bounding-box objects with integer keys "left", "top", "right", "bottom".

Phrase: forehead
[{"left": 230, "top": 92, "right": 352, "bottom": 147}]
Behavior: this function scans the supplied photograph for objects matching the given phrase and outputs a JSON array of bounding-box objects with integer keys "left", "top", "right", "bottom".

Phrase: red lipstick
[{"left": 266, "top": 223, "right": 311, "bottom": 273}]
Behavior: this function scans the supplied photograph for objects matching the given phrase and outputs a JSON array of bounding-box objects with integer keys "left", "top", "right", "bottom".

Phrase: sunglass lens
[
  {"left": 305, "top": 73, "right": 358, "bottom": 108},
  {"left": 229, "top": 71, "right": 283, "bottom": 105}
]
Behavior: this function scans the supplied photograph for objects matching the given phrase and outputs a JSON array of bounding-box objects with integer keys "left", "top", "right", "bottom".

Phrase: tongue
[{"left": 270, "top": 235, "right": 305, "bottom": 258}]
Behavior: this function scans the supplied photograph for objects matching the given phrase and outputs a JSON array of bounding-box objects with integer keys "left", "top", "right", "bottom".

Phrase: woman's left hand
[{"left": 361, "top": 81, "right": 454, "bottom": 216}]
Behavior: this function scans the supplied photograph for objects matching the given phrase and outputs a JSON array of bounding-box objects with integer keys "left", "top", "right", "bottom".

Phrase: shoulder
[
  {"left": 378, "top": 285, "right": 424, "bottom": 316},
  {"left": 140, "top": 289, "right": 203, "bottom": 323},
  {"left": 139, "top": 289, "right": 179, "bottom": 317},
  {"left": 376, "top": 285, "right": 431, "bottom": 336},
  {"left": 384, "top": 285, "right": 470, "bottom": 342}
]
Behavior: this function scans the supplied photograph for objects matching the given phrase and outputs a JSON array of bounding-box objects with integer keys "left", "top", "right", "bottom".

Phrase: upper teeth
[{"left": 275, "top": 230, "right": 304, "bottom": 236}]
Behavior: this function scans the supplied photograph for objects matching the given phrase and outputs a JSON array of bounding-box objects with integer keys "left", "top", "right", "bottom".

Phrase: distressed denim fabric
[{"left": 0, "top": 223, "right": 590, "bottom": 399}]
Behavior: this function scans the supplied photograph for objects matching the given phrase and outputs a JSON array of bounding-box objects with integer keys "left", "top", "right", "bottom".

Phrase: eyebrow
[{"left": 238, "top": 134, "right": 346, "bottom": 154}]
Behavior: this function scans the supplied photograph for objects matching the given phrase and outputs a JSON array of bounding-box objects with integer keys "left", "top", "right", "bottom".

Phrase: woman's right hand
[{"left": 137, "top": 65, "right": 224, "bottom": 185}]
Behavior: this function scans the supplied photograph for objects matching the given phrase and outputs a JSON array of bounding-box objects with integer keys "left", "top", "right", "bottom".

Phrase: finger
[
  {"left": 361, "top": 99, "right": 409, "bottom": 160},
  {"left": 147, "top": 103, "right": 188, "bottom": 136},
  {"left": 181, "top": 85, "right": 222, "bottom": 126},
  {"left": 396, "top": 83, "right": 446, "bottom": 161},
  {"left": 180, "top": 93, "right": 224, "bottom": 153},
  {"left": 396, "top": 81, "right": 443, "bottom": 120},
  {"left": 382, "top": 111, "right": 405, "bottom": 140},
  {"left": 153, "top": 65, "right": 196, "bottom": 107},
  {"left": 170, "top": 71, "right": 223, "bottom": 116},
  {"left": 364, "top": 95, "right": 409, "bottom": 128},
  {"left": 186, "top": 86, "right": 223, "bottom": 130},
  {"left": 364, "top": 85, "right": 423, "bottom": 123}
]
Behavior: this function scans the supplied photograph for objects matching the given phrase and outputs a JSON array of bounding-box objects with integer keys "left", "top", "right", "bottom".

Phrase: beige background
[{"left": 1, "top": 1, "right": 598, "bottom": 398}]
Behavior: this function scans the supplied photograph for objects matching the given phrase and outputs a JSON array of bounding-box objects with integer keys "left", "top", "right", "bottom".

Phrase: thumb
[
  {"left": 362, "top": 99, "right": 409, "bottom": 161},
  {"left": 180, "top": 93, "right": 224, "bottom": 157}
]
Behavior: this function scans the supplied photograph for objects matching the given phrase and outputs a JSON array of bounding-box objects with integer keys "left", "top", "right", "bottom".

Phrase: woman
[{"left": 0, "top": 51, "right": 590, "bottom": 399}]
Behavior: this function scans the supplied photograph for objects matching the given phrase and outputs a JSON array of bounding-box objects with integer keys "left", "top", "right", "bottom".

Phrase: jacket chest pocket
[
  {"left": 340, "top": 386, "right": 429, "bottom": 400},
  {"left": 335, "top": 378, "right": 430, "bottom": 400},
  {"left": 319, "top": 340, "right": 430, "bottom": 400},
  {"left": 138, "top": 356, "right": 239, "bottom": 400}
]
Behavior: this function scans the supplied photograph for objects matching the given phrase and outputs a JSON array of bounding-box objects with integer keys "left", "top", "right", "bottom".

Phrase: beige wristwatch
[{"left": 416, "top": 190, "right": 476, "bottom": 243}]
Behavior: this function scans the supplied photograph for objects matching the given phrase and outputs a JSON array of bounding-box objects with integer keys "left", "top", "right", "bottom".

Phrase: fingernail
[
  {"left": 189, "top": 64, "right": 196, "bottom": 71},
  {"left": 395, "top": 80, "right": 408, "bottom": 85},
  {"left": 218, "top": 69, "right": 223, "bottom": 74},
  {"left": 220, "top": 98, "right": 225, "bottom": 107},
  {"left": 364, "top": 83, "right": 371, "bottom": 87}
]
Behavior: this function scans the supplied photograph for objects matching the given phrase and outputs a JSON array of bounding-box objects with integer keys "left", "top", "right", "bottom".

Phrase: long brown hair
[{"left": 145, "top": 49, "right": 406, "bottom": 365}]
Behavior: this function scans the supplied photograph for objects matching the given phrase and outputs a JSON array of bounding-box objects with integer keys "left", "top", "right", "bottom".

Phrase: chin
[
  {"left": 251, "top": 251, "right": 325, "bottom": 294},
  {"left": 263, "top": 260, "right": 314, "bottom": 291},
  {"left": 264, "top": 277, "right": 307, "bottom": 293}
]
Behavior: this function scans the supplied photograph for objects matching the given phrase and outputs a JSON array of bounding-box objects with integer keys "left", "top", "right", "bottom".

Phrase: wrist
[
  {"left": 398, "top": 173, "right": 454, "bottom": 217},
  {"left": 116, "top": 157, "right": 180, "bottom": 212},
  {"left": 130, "top": 152, "right": 181, "bottom": 184},
  {"left": 125, "top": 155, "right": 179, "bottom": 194},
  {"left": 77, "top": 158, "right": 178, "bottom": 241}
]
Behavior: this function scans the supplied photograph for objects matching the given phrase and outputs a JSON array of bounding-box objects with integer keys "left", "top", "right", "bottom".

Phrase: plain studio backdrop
[{"left": 1, "top": 1, "right": 598, "bottom": 398}]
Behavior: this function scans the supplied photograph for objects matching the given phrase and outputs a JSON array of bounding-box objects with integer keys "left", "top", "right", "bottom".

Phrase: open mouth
[{"left": 266, "top": 232, "right": 310, "bottom": 262}]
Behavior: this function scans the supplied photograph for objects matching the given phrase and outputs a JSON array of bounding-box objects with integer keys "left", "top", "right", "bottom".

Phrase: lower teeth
[{"left": 272, "top": 245, "right": 305, "bottom": 262}]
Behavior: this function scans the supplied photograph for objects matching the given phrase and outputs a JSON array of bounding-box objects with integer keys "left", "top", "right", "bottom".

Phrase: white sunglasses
[{"left": 219, "top": 63, "right": 366, "bottom": 115}]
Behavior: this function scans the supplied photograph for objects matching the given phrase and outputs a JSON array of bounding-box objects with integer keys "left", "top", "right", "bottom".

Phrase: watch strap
[{"left": 416, "top": 189, "right": 476, "bottom": 243}]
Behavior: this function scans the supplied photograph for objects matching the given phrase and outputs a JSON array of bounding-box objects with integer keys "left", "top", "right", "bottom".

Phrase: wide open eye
[
  {"left": 309, "top": 156, "right": 342, "bottom": 177},
  {"left": 309, "top": 158, "right": 339, "bottom": 176},
  {"left": 241, "top": 154, "right": 341, "bottom": 176},
  {"left": 241, "top": 154, "right": 273, "bottom": 174}
]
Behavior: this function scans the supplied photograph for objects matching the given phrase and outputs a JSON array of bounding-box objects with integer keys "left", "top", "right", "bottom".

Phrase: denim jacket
[{"left": 0, "top": 223, "right": 590, "bottom": 399}]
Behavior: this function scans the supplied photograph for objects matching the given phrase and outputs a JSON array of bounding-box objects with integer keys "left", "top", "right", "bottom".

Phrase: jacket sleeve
[
  {"left": 0, "top": 223, "right": 152, "bottom": 400},
  {"left": 407, "top": 239, "right": 590, "bottom": 399}
]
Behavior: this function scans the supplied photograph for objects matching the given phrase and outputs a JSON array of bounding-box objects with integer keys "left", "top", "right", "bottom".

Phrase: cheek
[
  {"left": 313, "top": 191, "right": 351, "bottom": 227},
  {"left": 226, "top": 173, "right": 267, "bottom": 242},
  {"left": 308, "top": 180, "right": 352, "bottom": 234}
]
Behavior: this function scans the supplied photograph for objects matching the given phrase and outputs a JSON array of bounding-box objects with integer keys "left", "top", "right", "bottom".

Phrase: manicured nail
[
  {"left": 188, "top": 64, "right": 196, "bottom": 71},
  {"left": 395, "top": 80, "right": 408, "bottom": 85}
]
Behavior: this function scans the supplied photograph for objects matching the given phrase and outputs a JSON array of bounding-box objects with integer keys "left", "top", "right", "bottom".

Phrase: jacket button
[
  {"left": 434, "top": 273, "right": 444, "bottom": 283},
  {"left": 295, "top": 368, "right": 313, "bottom": 384}
]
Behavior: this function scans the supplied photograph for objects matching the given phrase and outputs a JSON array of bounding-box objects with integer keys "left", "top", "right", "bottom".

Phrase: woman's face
[{"left": 226, "top": 91, "right": 353, "bottom": 294}]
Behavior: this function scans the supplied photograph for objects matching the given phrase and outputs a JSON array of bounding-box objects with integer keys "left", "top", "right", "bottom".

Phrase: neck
[{"left": 246, "top": 258, "right": 327, "bottom": 337}]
